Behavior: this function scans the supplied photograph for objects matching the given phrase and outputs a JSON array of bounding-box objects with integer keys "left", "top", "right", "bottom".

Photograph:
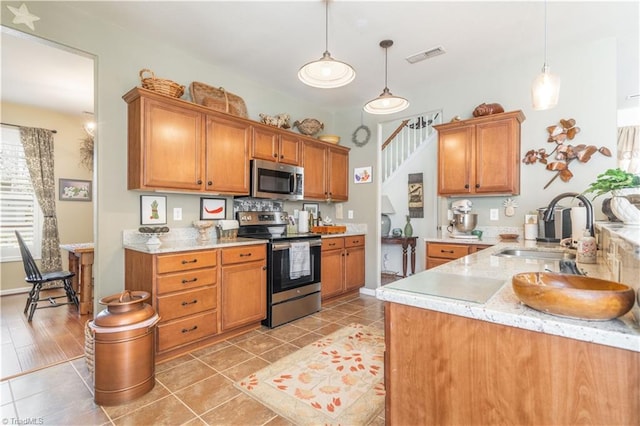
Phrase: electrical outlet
[
  {"left": 173, "top": 207, "right": 182, "bottom": 221},
  {"left": 348, "top": 210, "right": 354, "bottom": 219},
  {"left": 490, "top": 208, "right": 499, "bottom": 221}
]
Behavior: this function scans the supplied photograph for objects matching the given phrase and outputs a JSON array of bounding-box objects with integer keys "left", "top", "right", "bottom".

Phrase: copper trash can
[{"left": 88, "top": 290, "right": 160, "bottom": 406}]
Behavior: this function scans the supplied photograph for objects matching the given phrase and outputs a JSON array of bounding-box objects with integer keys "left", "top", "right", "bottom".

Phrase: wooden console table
[
  {"left": 60, "top": 243, "right": 94, "bottom": 315},
  {"left": 381, "top": 236, "right": 417, "bottom": 277}
]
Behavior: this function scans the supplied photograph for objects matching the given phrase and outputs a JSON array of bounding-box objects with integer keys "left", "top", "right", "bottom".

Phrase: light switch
[
  {"left": 348, "top": 210, "right": 354, "bottom": 219},
  {"left": 490, "top": 209, "right": 499, "bottom": 221},
  {"left": 173, "top": 207, "right": 182, "bottom": 221}
]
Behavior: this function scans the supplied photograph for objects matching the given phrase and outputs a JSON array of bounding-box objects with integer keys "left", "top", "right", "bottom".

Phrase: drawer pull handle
[
  {"left": 441, "top": 250, "right": 455, "bottom": 254},
  {"left": 181, "top": 299, "right": 198, "bottom": 306},
  {"left": 182, "top": 278, "right": 198, "bottom": 284},
  {"left": 181, "top": 259, "right": 198, "bottom": 264},
  {"left": 181, "top": 325, "right": 198, "bottom": 333},
  {"left": 329, "top": 243, "right": 336, "bottom": 246},
  {"left": 239, "top": 253, "right": 252, "bottom": 257}
]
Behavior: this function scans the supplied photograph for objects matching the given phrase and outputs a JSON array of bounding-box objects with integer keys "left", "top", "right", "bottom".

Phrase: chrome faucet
[{"left": 543, "top": 192, "right": 594, "bottom": 237}]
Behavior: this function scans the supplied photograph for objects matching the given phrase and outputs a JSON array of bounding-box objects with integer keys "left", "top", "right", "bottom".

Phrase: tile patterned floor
[{"left": 1, "top": 293, "right": 385, "bottom": 426}]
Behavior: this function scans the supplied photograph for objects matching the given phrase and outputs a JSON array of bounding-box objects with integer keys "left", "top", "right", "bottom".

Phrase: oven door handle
[{"left": 272, "top": 239, "right": 322, "bottom": 251}]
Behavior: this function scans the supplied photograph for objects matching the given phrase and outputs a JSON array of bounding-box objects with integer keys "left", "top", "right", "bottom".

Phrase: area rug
[{"left": 235, "top": 323, "right": 385, "bottom": 426}]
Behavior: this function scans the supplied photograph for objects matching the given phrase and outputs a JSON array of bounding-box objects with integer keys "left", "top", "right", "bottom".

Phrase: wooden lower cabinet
[
  {"left": 220, "top": 244, "right": 267, "bottom": 331},
  {"left": 321, "top": 235, "right": 365, "bottom": 300},
  {"left": 385, "top": 302, "right": 639, "bottom": 425},
  {"left": 125, "top": 243, "right": 267, "bottom": 360},
  {"left": 426, "top": 241, "right": 490, "bottom": 269}
]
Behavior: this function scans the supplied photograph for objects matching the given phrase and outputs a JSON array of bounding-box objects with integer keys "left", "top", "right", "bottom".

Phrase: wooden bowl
[
  {"left": 318, "top": 134, "right": 340, "bottom": 144},
  {"left": 512, "top": 272, "right": 635, "bottom": 320}
]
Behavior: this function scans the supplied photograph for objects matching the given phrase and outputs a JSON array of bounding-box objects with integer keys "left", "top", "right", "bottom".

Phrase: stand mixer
[{"left": 447, "top": 199, "right": 478, "bottom": 238}]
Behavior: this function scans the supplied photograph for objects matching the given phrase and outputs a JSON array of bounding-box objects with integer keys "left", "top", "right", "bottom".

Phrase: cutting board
[{"left": 311, "top": 225, "right": 347, "bottom": 234}]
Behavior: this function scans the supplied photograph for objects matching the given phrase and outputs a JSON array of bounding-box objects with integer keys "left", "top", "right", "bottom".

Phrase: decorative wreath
[{"left": 351, "top": 125, "right": 371, "bottom": 147}]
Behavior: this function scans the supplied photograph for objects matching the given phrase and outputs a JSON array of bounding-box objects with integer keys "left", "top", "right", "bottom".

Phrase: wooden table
[
  {"left": 381, "top": 236, "right": 417, "bottom": 277},
  {"left": 60, "top": 243, "right": 94, "bottom": 315}
]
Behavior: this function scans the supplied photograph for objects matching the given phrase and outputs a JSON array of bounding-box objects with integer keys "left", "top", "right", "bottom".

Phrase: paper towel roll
[
  {"left": 524, "top": 223, "right": 538, "bottom": 240},
  {"left": 570, "top": 206, "right": 587, "bottom": 247},
  {"left": 298, "top": 210, "right": 309, "bottom": 233}
]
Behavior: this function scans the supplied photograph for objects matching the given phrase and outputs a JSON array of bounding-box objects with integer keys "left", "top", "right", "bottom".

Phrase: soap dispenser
[{"left": 576, "top": 229, "right": 597, "bottom": 264}]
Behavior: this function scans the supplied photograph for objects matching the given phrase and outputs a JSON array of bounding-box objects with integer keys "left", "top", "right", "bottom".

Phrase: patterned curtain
[
  {"left": 19, "top": 127, "right": 62, "bottom": 272},
  {"left": 617, "top": 126, "right": 640, "bottom": 173}
]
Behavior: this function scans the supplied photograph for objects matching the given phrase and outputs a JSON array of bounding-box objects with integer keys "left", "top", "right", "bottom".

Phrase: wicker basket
[
  {"left": 190, "top": 81, "right": 248, "bottom": 118},
  {"left": 84, "top": 319, "right": 95, "bottom": 374},
  {"left": 139, "top": 68, "right": 185, "bottom": 98}
]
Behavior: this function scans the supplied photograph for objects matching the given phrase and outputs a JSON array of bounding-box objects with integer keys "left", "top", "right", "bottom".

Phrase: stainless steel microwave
[{"left": 250, "top": 159, "right": 303, "bottom": 200}]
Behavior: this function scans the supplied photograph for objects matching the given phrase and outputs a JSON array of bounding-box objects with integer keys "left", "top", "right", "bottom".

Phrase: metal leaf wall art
[{"left": 522, "top": 118, "right": 611, "bottom": 189}]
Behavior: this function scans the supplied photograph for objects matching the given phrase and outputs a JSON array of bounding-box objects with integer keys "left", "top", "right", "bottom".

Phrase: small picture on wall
[
  {"left": 200, "top": 197, "right": 226, "bottom": 220},
  {"left": 354, "top": 166, "right": 372, "bottom": 184},
  {"left": 59, "top": 179, "right": 92, "bottom": 201},
  {"left": 140, "top": 195, "right": 167, "bottom": 225},
  {"left": 302, "top": 203, "right": 319, "bottom": 217}
]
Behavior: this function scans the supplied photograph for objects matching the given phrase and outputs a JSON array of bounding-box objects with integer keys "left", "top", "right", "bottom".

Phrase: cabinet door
[
  {"left": 136, "top": 98, "right": 204, "bottom": 190},
  {"left": 252, "top": 126, "right": 279, "bottom": 161},
  {"left": 220, "top": 261, "right": 266, "bottom": 330},
  {"left": 301, "top": 141, "right": 327, "bottom": 200},
  {"left": 279, "top": 133, "right": 301, "bottom": 166},
  {"left": 475, "top": 118, "right": 520, "bottom": 194},
  {"left": 321, "top": 248, "right": 344, "bottom": 299},
  {"left": 328, "top": 148, "right": 349, "bottom": 201},
  {"left": 344, "top": 246, "right": 365, "bottom": 291},
  {"left": 437, "top": 125, "right": 474, "bottom": 195},
  {"left": 205, "top": 114, "right": 251, "bottom": 194}
]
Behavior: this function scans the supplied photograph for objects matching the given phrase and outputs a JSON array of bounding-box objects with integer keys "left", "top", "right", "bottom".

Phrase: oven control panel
[{"left": 237, "top": 211, "right": 289, "bottom": 226}]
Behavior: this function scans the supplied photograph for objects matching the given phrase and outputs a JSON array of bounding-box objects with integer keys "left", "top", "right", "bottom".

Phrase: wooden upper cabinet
[
  {"left": 301, "top": 141, "right": 349, "bottom": 201},
  {"left": 435, "top": 110, "right": 525, "bottom": 196},
  {"left": 252, "top": 126, "right": 301, "bottom": 166},
  {"left": 205, "top": 114, "right": 250, "bottom": 195},
  {"left": 126, "top": 94, "right": 204, "bottom": 191}
]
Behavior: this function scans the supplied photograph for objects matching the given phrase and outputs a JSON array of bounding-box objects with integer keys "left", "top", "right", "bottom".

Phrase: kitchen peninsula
[{"left": 377, "top": 225, "right": 639, "bottom": 425}]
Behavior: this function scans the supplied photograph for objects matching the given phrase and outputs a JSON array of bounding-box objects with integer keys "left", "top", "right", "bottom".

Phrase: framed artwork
[
  {"left": 408, "top": 173, "right": 424, "bottom": 218},
  {"left": 302, "top": 203, "right": 319, "bottom": 217},
  {"left": 200, "top": 197, "right": 226, "bottom": 220},
  {"left": 59, "top": 179, "right": 92, "bottom": 201},
  {"left": 354, "top": 166, "right": 372, "bottom": 184},
  {"left": 140, "top": 195, "right": 167, "bottom": 225}
]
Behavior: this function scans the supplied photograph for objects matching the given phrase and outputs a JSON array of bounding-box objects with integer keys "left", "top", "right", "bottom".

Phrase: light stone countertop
[{"left": 377, "top": 240, "right": 640, "bottom": 352}]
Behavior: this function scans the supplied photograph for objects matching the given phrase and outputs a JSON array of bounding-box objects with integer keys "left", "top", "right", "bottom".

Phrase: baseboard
[
  {"left": 359, "top": 287, "right": 376, "bottom": 297},
  {"left": 1, "top": 286, "right": 30, "bottom": 296}
]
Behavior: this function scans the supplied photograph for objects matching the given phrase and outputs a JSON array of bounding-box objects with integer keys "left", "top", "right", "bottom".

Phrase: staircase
[{"left": 381, "top": 110, "right": 442, "bottom": 181}]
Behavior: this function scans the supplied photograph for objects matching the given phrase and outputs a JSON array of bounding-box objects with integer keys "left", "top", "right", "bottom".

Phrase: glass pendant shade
[
  {"left": 298, "top": 51, "right": 356, "bottom": 88},
  {"left": 364, "top": 87, "right": 409, "bottom": 115},
  {"left": 531, "top": 65, "right": 560, "bottom": 110}
]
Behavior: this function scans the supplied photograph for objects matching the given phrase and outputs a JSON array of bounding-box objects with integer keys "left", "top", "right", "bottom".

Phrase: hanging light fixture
[
  {"left": 298, "top": 0, "right": 355, "bottom": 89},
  {"left": 531, "top": 0, "right": 560, "bottom": 110},
  {"left": 364, "top": 40, "right": 409, "bottom": 115}
]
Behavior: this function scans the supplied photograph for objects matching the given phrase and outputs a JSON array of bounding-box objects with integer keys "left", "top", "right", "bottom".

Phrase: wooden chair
[{"left": 15, "top": 231, "right": 79, "bottom": 321}]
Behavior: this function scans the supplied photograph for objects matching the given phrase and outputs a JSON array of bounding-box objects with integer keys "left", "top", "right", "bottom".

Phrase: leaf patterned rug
[{"left": 235, "top": 323, "right": 385, "bottom": 425}]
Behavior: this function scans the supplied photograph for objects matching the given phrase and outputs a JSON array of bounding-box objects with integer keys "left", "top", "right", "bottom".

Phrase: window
[{"left": 0, "top": 126, "right": 42, "bottom": 261}]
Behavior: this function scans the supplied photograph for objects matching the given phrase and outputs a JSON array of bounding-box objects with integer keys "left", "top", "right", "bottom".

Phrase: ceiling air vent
[{"left": 405, "top": 46, "right": 446, "bottom": 64}]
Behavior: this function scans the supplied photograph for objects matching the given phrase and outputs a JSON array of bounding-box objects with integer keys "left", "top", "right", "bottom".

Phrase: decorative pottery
[
  {"left": 610, "top": 188, "right": 640, "bottom": 225},
  {"left": 318, "top": 134, "right": 340, "bottom": 144},
  {"left": 391, "top": 228, "right": 402, "bottom": 237},
  {"left": 404, "top": 215, "right": 413, "bottom": 238},
  {"left": 293, "top": 118, "right": 324, "bottom": 136},
  {"left": 193, "top": 220, "right": 214, "bottom": 242}
]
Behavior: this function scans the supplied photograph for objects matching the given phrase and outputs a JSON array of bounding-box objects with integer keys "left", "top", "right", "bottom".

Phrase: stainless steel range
[{"left": 237, "top": 211, "right": 321, "bottom": 328}]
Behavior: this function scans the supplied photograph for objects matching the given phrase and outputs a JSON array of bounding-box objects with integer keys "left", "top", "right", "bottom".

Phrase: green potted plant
[{"left": 583, "top": 168, "right": 640, "bottom": 225}]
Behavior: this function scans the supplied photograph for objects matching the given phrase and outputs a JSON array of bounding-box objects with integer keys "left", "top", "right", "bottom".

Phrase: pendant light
[
  {"left": 298, "top": 0, "right": 355, "bottom": 89},
  {"left": 364, "top": 40, "right": 409, "bottom": 115},
  {"left": 531, "top": 0, "right": 560, "bottom": 110}
]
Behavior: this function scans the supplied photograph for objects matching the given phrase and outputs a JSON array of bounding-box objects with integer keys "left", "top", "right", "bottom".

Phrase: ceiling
[{"left": 2, "top": 1, "right": 638, "bottom": 116}]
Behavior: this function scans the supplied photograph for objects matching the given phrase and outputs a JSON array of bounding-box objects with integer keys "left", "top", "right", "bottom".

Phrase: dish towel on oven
[{"left": 289, "top": 242, "right": 310, "bottom": 279}]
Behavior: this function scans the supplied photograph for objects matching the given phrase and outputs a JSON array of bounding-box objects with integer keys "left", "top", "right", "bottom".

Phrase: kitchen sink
[{"left": 493, "top": 248, "right": 576, "bottom": 260}]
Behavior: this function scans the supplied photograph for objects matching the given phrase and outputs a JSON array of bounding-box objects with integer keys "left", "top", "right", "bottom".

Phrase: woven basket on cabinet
[{"left": 139, "top": 68, "right": 185, "bottom": 98}]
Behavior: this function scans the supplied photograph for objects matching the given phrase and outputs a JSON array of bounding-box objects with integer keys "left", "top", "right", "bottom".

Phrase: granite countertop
[
  {"left": 123, "top": 237, "right": 267, "bottom": 254},
  {"left": 377, "top": 239, "right": 640, "bottom": 352}
]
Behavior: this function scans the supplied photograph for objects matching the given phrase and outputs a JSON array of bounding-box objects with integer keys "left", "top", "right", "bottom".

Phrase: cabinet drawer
[
  {"left": 157, "top": 311, "right": 217, "bottom": 352},
  {"left": 157, "top": 250, "right": 217, "bottom": 274},
  {"left": 221, "top": 245, "right": 266, "bottom": 265},
  {"left": 322, "top": 237, "right": 344, "bottom": 251},
  {"left": 156, "top": 268, "right": 216, "bottom": 295},
  {"left": 345, "top": 235, "right": 365, "bottom": 248},
  {"left": 427, "top": 243, "right": 470, "bottom": 259},
  {"left": 157, "top": 286, "right": 216, "bottom": 322}
]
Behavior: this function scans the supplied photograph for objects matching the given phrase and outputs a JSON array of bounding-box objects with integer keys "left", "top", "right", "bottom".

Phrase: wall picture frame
[
  {"left": 59, "top": 178, "right": 92, "bottom": 201},
  {"left": 302, "top": 203, "right": 319, "bottom": 217},
  {"left": 140, "top": 195, "right": 167, "bottom": 225},
  {"left": 354, "top": 166, "right": 372, "bottom": 184},
  {"left": 200, "top": 197, "right": 226, "bottom": 220}
]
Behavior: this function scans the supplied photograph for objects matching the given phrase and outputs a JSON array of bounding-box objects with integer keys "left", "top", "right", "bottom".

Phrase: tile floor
[{"left": 1, "top": 293, "right": 385, "bottom": 426}]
